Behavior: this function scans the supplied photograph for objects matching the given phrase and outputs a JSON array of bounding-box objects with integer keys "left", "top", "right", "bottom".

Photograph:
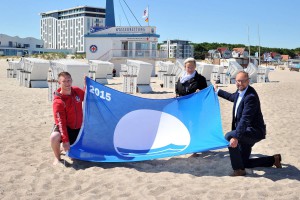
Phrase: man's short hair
[
  {"left": 184, "top": 57, "right": 196, "bottom": 66},
  {"left": 58, "top": 71, "right": 72, "bottom": 79},
  {"left": 237, "top": 71, "right": 249, "bottom": 79}
]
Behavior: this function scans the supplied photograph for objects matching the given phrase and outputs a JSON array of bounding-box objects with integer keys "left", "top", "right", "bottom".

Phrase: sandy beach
[{"left": 0, "top": 58, "right": 300, "bottom": 200}]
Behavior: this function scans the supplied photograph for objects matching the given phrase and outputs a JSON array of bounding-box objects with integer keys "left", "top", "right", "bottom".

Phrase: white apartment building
[
  {"left": 160, "top": 40, "right": 194, "bottom": 59},
  {"left": 40, "top": 6, "right": 106, "bottom": 53},
  {"left": 0, "top": 34, "right": 44, "bottom": 56}
]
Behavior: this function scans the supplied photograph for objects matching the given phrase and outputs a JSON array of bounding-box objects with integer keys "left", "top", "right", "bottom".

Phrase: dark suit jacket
[{"left": 218, "top": 85, "right": 266, "bottom": 140}]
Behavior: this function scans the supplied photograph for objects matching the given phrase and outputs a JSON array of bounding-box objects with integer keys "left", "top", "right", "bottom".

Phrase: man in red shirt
[{"left": 50, "top": 72, "right": 85, "bottom": 165}]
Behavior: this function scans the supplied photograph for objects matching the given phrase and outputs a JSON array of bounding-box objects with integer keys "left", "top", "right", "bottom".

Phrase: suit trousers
[{"left": 225, "top": 131, "right": 275, "bottom": 170}]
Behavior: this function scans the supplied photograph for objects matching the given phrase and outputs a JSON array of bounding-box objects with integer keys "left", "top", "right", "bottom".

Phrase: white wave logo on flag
[
  {"left": 114, "top": 109, "right": 190, "bottom": 157},
  {"left": 68, "top": 78, "right": 228, "bottom": 162}
]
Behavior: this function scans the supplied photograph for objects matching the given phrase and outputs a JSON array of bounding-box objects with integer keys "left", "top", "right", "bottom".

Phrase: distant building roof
[
  {"left": 232, "top": 48, "right": 245, "bottom": 54},
  {"left": 217, "top": 47, "right": 228, "bottom": 54},
  {"left": 208, "top": 49, "right": 218, "bottom": 53},
  {"left": 162, "top": 39, "right": 191, "bottom": 44},
  {"left": 281, "top": 55, "right": 289, "bottom": 60},
  {"left": 40, "top": 5, "right": 105, "bottom": 15}
]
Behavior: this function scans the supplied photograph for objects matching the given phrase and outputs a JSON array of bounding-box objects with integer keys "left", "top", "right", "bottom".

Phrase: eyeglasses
[{"left": 235, "top": 79, "right": 249, "bottom": 83}]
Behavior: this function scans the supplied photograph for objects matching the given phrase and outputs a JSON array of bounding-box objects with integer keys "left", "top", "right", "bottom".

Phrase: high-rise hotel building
[{"left": 40, "top": 6, "right": 105, "bottom": 53}]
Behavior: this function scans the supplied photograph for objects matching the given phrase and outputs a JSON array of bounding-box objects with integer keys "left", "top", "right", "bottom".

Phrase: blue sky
[{"left": 0, "top": 0, "right": 299, "bottom": 49}]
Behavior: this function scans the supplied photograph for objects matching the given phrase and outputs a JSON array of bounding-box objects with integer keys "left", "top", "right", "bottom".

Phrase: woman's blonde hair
[{"left": 184, "top": 57, "right": 196, "bottom": 66}]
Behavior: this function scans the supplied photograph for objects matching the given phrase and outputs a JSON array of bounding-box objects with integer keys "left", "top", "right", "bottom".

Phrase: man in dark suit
[{"left": 214, "top": 71, "right": 282, "bottom": 176}]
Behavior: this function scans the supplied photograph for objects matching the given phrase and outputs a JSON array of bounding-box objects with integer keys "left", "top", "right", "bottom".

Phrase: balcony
[{"left": 98, "top": 49, "right": 168, "bottom": 61}]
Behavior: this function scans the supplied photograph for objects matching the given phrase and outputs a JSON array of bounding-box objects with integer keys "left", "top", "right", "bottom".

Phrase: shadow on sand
[{"left": 66, "top": 151, "right": 300, "bottom": 181}]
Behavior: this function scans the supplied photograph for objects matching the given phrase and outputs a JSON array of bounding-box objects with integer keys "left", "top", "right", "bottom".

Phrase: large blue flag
[{"left": 68, "top": 78, "right": 228, "bottom": 162}]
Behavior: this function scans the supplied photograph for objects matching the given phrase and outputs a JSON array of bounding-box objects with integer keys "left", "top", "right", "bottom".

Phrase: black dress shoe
[
  {"left": 273, "top": 154, "right": 282, "bottom": 168},
  {"left": 229, "top": 169, "right": 246, "bottom": 176},
  {"left": 189, "top": 153, "right": 199, "bottom": 158}
]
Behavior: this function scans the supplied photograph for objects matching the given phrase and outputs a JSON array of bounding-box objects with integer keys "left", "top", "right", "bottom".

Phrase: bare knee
[{"left": 50, "top": 131, "right": 61, "bottom": 143}]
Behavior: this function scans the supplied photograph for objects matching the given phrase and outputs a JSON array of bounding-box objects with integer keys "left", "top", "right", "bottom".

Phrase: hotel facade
[
  {"left": 40, "top": 0, "right": 161, "bottom": 66},
  {"left": 160, "top": 40, "right": 194, "bottom": 59},
  {"left": 40, "top": 6, "right": 106, "bottom": 53}
]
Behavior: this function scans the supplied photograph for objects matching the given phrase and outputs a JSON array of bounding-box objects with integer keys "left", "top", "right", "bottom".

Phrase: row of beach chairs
[
  {"left": 155, "top": 59, "right": 271, "bottom": 90},
  {"left": 7, "top": 57, "right": 157, "bottom": 96},
  {"left": 156, "top": 60, "right": 223, "bottom": 89},
  {"left": 6, "top": 58, "right": 115, "bottom": 101}
]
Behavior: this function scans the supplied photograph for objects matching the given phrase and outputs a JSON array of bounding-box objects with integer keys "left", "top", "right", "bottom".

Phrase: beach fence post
[
  {"left": 19, "top": 65, "right": 26, "bottom": 86},
  {"left": 16, "top": 59, "right": 24, "bottom": 82},
  {"left": 47, "top": 67, "right": 57, "bottom": 101},
  {"left": 6, "top": 62, "right": 14, "bottom": 78}
]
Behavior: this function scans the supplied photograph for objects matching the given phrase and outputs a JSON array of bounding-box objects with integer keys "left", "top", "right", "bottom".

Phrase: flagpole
[
  {"left": 248, "top": 26, "right": 251, "bottom": 64},
  {"left": 258, "top": 24, "right": 261, "bottom": 66},
  {"left": 147, "top": 5, "right": 149, "bottom": 27}
]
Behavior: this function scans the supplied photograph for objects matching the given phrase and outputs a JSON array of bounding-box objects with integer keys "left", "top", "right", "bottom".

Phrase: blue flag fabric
[{"left": 68, "top": 78, "right": 228, "bottom": 162}]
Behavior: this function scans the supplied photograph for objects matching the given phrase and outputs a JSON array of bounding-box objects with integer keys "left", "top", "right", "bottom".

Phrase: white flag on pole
[{"left": 143, "top": 7, "right": 148, "bottom": 18}]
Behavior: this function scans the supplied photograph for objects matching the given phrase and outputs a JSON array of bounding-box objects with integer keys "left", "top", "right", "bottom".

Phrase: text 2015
[{"left": 89, "top": 85, "right": 111, "bottom": 101}]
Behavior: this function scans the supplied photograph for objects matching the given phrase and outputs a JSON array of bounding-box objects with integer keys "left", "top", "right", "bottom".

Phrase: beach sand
[{"left": 0, "top": 59, "right": 300, "bottom": 199}]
